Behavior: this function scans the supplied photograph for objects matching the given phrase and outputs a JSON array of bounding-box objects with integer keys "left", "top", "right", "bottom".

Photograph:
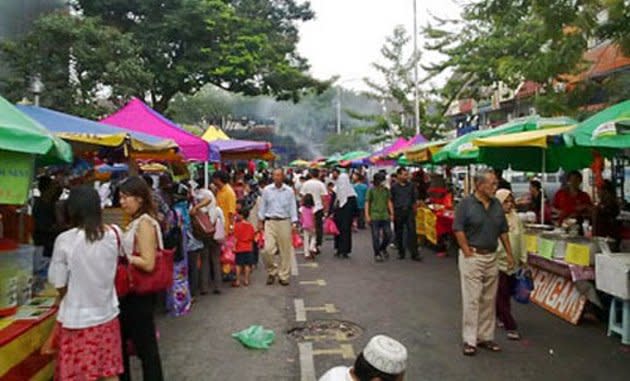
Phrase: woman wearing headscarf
[
  {"left": 189, "top": 182, "right": 225, "bottom": 296},
  {"left": 331, "top": 172, "right": 358, "bottom": 258},
  {"left": 495, "top": 189, "right": 527, "bottom": 341}
]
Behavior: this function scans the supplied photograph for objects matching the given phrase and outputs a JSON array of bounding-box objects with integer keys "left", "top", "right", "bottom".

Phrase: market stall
[{"left": 0, "top": 95, "right": 72, "bottom": 381}]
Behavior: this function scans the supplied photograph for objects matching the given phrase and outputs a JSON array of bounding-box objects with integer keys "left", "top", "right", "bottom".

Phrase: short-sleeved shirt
[
  {"left": 552, "top": 188, "right": 592, "bottom": 222},
  {"left": 48, "top": 227, "right": 119, "bottom": 329},
  {"left": 390, "top": 181, "right": 417, "bottom": 210},
  {"left": 234, "top": 220, "right": 255, "bottom": 253},
  {"left": 318, "top": 366, "right": 352, "bottom": 381},
  {"left": 300, "top": 179, "right": 328, "bottom": 212},
  {"left": 367, "top": 186, "right": 391, "bottom": 221},
  {"left": 217, "top": 184, "right": 237, "bottom": 230},
  {"left": 353, "top": 183, "right": 368, "bottom": 209},
  {"left": 453, "top": 195, "right": 509, "bottom": 252}
]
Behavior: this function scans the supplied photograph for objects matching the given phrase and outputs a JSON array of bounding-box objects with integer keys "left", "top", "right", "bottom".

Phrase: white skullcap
[{"left": 362, "top": 335, "right": 407, "bottom": 374}]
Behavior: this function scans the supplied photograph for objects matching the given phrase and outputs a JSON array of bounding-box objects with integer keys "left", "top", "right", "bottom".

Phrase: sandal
[
  {"left": 463, "top": 343, "right": 477, "bottom": 356},
  {"left": 231, "top": 281, "right": 241, "bottom": 288},
  {"left": 243, "top": 280, "right": 250, "bottom": 287},
  {"left": 507, "top": 331, "right": 521, "bottom": 341},
  {"left": 477, "top": 341, "right": 501, "bottom": 352}
]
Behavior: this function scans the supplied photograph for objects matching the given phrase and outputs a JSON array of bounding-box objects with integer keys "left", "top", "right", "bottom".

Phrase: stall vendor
[
  {"left": 593, "top": 180, "right": 621, "bottom": 247},
  {"left": 552, "top": 170, "right": 592, "bottom": 224}
]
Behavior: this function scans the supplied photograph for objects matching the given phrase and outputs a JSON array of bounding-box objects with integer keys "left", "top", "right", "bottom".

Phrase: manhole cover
[{"left": 288, "top": 319, "right": 363, "bottom": 342}]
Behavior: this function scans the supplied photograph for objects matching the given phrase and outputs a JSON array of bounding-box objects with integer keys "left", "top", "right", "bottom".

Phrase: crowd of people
[{"left": 30, "top": 161, "right": 624, "bottom": 380}]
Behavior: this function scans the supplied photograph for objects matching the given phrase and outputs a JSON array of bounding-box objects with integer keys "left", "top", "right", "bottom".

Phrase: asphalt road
[{"left": 145, "top": 229, "right": 630, "bottom": 381}]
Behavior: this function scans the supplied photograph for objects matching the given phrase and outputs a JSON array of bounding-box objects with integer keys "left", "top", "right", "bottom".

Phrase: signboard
[
  {"left": 0, "top": 150, "right": 34, "bottom": 205},
  {"left": 529, "top": 267, "right": 587, "bottom": 325}
]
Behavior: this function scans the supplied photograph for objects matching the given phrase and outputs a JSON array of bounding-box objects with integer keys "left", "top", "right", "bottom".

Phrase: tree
[
  {"left": 76, "top": 0, "right": 328, "bottom": 112},
  {"left": 166, "top": 85, "right": 234, "bottom": 126},
  {"left": 422, "top": 0, "right": 626, "bottom": 116},
  {"left": 349, "top": 26, "right": 442, "bottom": 143},
  {"left": 323, "top": 133, "right": 368, "bottom": 156},
  {"left": 597, "top": 0, "right": 630, "bottom": 55},
  {"left": 0, "top": 11, "right": 151, "bottom": 118}
]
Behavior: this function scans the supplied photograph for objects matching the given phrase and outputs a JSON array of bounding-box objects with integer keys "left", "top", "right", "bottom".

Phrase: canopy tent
[
  {"left": 400, "top": 140, "right": 448, "bottom": 164},
  {"left": 0, "top": 96, "right": 72, "bottom": 163},
  {"left": 201, "top": 126, "right": 274, "bottom": 160},
  {"left": 289, "top": 159, "right": 311, "bottom": 167},
  {"left": 337, "top": 150, "right": 371, "bottom": 167},
  {"left": 474, "top": 125, "right": 592, "bottom": 222},
  {"left": 17, "top": 105, "right": 178, "bottom": 153},
  {"left": 366, "top": 137, "right": 410, "bottom": 165},
  {"left": 565, "top": 100, "right": 630, "bottom": 154},
  {"left": 102, "top": 98, "right": 220, "bottom": 161},
  {"left": 433, "top": 116, "right": 577, "bottom": 166},
  {"left": 386, "top": 134, "right": 429, "bottom": 158},
  {"left": 473, "top": 126, "right": 593, "bottom": 172},
  {"left": 201, "top": 126, "right": 230, "bottom": 141}
]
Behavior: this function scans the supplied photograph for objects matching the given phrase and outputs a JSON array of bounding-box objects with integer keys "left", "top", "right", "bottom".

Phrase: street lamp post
[
  {"left": 335, "top": 78, "right": 362, "bottom": 135},
  {"left": 30, "top": 75, "right": 44, "bottom": 107},
  {"left": 413, "top": 0, "right": 420, "bottom": 135}
]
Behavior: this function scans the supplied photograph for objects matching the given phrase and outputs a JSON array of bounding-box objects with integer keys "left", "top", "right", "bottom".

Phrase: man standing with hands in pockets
[
  {"left": 258, "top": 168, "right": 298, "bottom": 286},
  {"left": 454, "top": 169, "right": 514, "bottom": 356}
]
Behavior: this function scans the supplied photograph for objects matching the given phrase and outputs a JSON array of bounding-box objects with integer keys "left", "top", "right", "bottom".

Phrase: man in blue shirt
[
  {"left": 258, "top": 168, "right": 298, "bottom": 286},
  {"left": 352, "top": 172, "right": 368, "bottom": 229}
]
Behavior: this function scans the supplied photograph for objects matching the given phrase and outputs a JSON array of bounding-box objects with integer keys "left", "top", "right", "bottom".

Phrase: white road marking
[
  {"left": 298, "top": 342, "right": 316, "bottom": 381},
  {"left": 294, "top": 298, "right": 306, "bottom": 322},
  {"left": 291, "top": 250, "right": 299, "bottom": 276}
]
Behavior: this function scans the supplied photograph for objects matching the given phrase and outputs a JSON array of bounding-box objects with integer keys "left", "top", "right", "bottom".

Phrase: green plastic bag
[{"left": 232, "top": 325, "right": 275, "bottom": 349}]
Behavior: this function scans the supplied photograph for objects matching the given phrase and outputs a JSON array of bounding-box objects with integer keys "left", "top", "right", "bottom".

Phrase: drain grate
[{"left": 288, "top": 319, "right": 363, "bottom": 342}]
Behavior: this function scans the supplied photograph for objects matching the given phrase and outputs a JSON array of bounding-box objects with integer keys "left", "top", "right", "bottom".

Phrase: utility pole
[
  {"left": 336, "top": 86, "right": 341, "bottom": 134},
  {"left": 413, "top": 0, "right": 420, "bottom": 135}
]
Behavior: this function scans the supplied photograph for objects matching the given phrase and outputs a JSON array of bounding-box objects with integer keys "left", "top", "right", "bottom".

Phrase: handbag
[
  {"left": 213, "top": 218, "right": 226, "bottom": 243},
  {"left": 113, "top": 220, "right": 175, "bottom": 296},
  {"left": 323, "top": 216, "right": 340, "bottom": 236},
  {"left": 112, "top": 226, "right": 131, "bottom": 298},
  {"left": 191, "top": 208, "right": 215, "bottom": 239},
  {"left": 512, "top": 269, "right": 534, "bottom": 304},
  {"left": 292, "top": 231, "right": 303, "bottom": 248}
]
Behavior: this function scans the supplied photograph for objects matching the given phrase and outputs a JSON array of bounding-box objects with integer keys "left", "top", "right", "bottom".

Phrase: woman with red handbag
[
  {"left": 47, "top": 186, "right": 123, "bottom": 381},
  {"left": 118, "top": 177, "right": 164, "bottom": 381}
]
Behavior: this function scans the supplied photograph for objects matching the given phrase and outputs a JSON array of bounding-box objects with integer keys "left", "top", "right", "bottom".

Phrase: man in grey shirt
[{"left": 453, "top": 169, "right": 514, "bottom": 356}]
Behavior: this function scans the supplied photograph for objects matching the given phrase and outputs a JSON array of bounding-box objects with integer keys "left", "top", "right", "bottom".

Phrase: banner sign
[
  {"left": 529, "top": 266, "right": 587, "bottom": 325},
  {"left": 0, "top": 150, "right": 34, "bottom": 205}
]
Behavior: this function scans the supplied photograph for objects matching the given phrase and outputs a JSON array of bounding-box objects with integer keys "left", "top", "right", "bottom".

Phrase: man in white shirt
[
  {"left": 300, "top": 169, "right": 328, "bottom": 253},
  {"left": 319, "top": 335, "right": 408, "bottom": 381}
]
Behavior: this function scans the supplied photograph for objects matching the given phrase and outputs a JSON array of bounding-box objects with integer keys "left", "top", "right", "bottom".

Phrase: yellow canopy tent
[{"left": 201, "top": 126, "right": 230, "bottom": 141}]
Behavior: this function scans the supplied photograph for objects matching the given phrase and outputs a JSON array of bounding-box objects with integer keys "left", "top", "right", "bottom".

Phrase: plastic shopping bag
[
  {"left": 323, "top": 217, "right": 340, "bottom": 236},
  {"left": 232, "top": 325, "right": 275, "bottom": 349},
  {"left": 512, "top": 269, "right": 534, "bottom": 304},
  {"left": 292, "top": 231, "right": 304, "bottom": 248}
]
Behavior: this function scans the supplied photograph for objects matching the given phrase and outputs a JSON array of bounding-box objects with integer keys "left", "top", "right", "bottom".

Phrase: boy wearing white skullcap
[{"left": 318, "top": 335, "right": 407, "bottom": 381}]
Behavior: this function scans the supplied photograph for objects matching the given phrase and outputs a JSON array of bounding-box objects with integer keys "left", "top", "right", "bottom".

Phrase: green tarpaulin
[{"left": 565, "top": 100, "right": 630, "bottom": 153}]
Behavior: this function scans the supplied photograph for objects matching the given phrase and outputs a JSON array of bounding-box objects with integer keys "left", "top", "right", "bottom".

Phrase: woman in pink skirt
[{"left": 48, "top": 186, "right": 123, "bottom": 381}]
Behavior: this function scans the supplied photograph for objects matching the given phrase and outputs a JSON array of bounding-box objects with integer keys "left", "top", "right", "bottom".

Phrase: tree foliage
[
  {"left": 76, "top": 0, "right": 327, "bottom": 111},
  {"left": 0, "top": 11, "right": 151, "bottom": 118},
  {"left": 350, "top": 25, "right": 443, "bottom": 143},
  {"left": 423, "top": 0, "right": 628, "bottom": 116}
]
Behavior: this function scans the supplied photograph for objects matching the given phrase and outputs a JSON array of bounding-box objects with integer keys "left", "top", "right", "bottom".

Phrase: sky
[{"left": 297, "top": 0, "right": 463, "bottom": 91}]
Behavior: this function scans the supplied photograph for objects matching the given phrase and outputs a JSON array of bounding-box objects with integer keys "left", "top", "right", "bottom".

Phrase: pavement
[{"left": 143, "top": 229, "right": 630, "bottom": 381}]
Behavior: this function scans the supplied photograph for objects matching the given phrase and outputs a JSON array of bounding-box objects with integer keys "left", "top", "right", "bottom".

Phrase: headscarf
[
  {"left": 205, "top": 190, "right": 225, "bottom": 225},
  {"left": 496, "top": 188, "right": 519, "bottom": 230},
  {"left": 335, "top": 173, "right": 357, "bottom": 208},
  {"left": 495, "top": 188, "right": 511, "bottom": 205}
]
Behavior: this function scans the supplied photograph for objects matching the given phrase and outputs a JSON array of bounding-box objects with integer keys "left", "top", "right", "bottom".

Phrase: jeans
[
  {"left": 370, "top": 220, "right": 392, "bottom": 256},
  {"left": 394, "top": 208, "right": 418, "bottom": 258}
]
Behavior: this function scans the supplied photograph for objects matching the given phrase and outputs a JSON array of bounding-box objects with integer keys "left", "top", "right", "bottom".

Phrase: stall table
[{"left": 0, "top": 308, "right": 56, "bottom": 381}]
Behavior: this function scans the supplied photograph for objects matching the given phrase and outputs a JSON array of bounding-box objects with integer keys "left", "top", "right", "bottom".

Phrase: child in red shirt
[{"left": 233, "top": 208, "right": 256, "bottom": 287}]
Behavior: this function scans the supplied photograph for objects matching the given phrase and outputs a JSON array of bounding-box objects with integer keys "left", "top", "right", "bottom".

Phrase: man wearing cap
[
  {"left": 453, "top": 169, "right": 514, "bottom": 356},
  {"left": 319, "top": 335, "right": 407, "bottom": 381}
]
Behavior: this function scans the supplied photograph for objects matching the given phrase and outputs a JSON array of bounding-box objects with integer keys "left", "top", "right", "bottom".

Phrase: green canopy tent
[
  {"left": 0, "top": 96, "right": 73, "bottom": 164},
  {"left": 432, "top": 116, "right": 577, "bottom": 166},
  {"left": 564, "top": 100, "right": 630, "bottom": 154}
]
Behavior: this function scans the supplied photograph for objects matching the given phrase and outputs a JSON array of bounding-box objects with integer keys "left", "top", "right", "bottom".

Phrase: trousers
[
  {"left": 394, "top": 208, "right": 418, "bottom": 258},
  {"left": 496, "top": 271, "right": 518, "bottom": 331},
  {"left": 119, "top": 294, "right": 164, "bottom": 381},
  {"left": 262, "top": 219, "right": 293, "bottom": 281},
  {"left": 370, "top": 220, "right": 392, "bottom": 256},
  {"left": 459, "top": 251, "right": 499, "bottom": 346}
]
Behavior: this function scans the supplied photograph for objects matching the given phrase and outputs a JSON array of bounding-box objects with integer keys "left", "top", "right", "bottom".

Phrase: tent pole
[
  {"left": 541, "top": 149, "right": 546, "bottom": 224},
  {"left": 204, "top": 162, "right": 209, "bottom": 189}
]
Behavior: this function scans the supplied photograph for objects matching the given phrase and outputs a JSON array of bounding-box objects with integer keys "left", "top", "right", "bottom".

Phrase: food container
[{"left": 595, "top": 253, "right": 630, "bottom": 299}]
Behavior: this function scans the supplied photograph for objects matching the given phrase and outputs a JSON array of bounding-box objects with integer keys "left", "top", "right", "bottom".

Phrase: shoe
[
  {"left": 279, "top": 279, "right": 290, "bottom": 286},
  {"left": 375, "top": 254, "right": 384, "bottom": 262},
  {"left": 342, "top": 253, "right": 350, "bottom": 259},
  {"left": 411, "top": 256, "right": 423, "bottom": 262},
  {"left": 506, "top": 331, "right": 521, "bottom": 341},
  {"left": 266, "top": 275, "right": 276, "bottom": 285},
  {"left": 382, "top": 250, "right": 390, "bottom": 259}
]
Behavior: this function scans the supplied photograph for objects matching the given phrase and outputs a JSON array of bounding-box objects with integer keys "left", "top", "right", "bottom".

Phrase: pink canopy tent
[{"left": 102, "top": 98, "right": 219, "bottom": 161}]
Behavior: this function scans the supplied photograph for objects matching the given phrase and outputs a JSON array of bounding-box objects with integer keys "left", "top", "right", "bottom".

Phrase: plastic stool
[{"left": 608, "top": 297, "right": 630, "bottom": 345}]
